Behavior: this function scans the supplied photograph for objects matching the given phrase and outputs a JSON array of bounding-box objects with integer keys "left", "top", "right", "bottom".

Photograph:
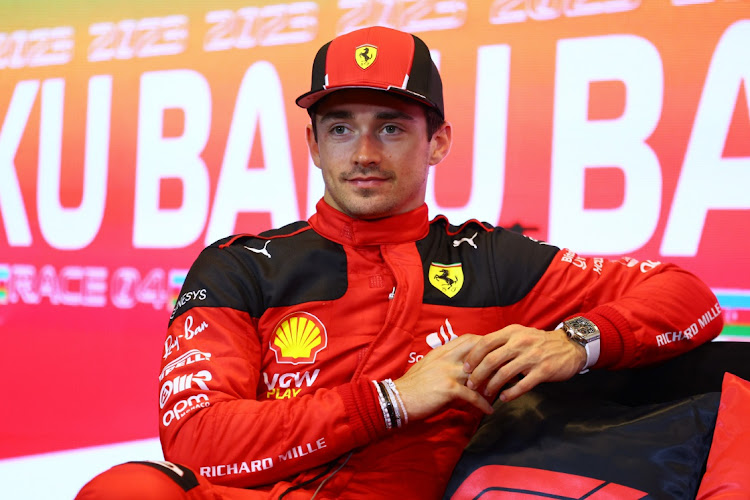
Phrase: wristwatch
[{"left": 562, "top": 316, "right": 601, "bottom": 373}]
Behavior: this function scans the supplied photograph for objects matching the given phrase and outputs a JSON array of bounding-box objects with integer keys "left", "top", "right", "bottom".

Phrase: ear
[
  {"left": 428, "top": 121, "right": 452, "bottom": 166},
  {"left": 305, "top": 123, "right": 322, "bottom": 169}
]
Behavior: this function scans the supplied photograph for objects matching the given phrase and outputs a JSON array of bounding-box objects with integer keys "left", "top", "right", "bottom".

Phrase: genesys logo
[
  {"left": 263, "top": 369, "right": 320, "bottom": 400},
  {"left": 163, "top": 315, "right": 209, "bottom": 359},
  {"left": 269, "top": 312, "right": 327, "bottom": 365},
  {"left": 160, "top": 349, "right": 212, "bottom": 381},
  {"left": 159, "top": 370, "right": 212, "bottom": 409},
  {"left": 162, "top": 394, "right": 210, "bottom": 427},
  {"left": 170, "top": 288, "right": 207, "bottom": 319}
]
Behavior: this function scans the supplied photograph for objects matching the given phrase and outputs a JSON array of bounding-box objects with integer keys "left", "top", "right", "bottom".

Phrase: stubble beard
[{"left": 334, "top": 189, "right": 398, "bottom": 219}]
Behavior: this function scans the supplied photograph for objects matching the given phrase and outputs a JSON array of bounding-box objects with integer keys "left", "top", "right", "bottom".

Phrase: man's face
[{"left": 306, "top": 89, "right": 451, "bottom": 219}]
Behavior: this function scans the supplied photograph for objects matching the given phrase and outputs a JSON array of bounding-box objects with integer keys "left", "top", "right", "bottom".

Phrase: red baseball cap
[{"left": 296, "top": 26, "right": 444, "bottom": 118}]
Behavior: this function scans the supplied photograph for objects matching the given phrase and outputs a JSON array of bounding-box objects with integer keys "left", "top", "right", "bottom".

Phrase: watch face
[{"left": 566, "top": 317, "right": 600, "bottom": 342}]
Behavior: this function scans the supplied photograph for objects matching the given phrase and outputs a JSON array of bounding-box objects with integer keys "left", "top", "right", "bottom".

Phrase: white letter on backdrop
[
  {"left": 549, "top": 35, "right": 662, "bottom": 254},
  {"left": 425, "top": 45, "right": 507, "bottom": 224},
  {"left": 661, "top": 21, "right": 750, "bottom": 256},
  {"left": 205, "top": 61, "right": 299, "bottom": 244},
  {"left": 306, "top": 154, "right": 324, "bottom": 219},
  {"left": 134, "top": 70, "right": 211, "bottom": 248},
  {"left": 0, "top": 80, "right": 38, "bottom": 246},
  {"left": 37, "top": 76, "right": 111, "bottom": 249}
]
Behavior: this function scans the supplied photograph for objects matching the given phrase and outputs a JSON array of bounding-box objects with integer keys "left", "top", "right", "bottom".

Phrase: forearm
[
  {"left": 585, "top": 265, "right": 722, "bottom": 369},
  {"left": 159, "top": 304, "right": 387, "bottom": 488},
  {"left": 508, "top": 251, "right": 723, "bottom": 370},
  {"left": 161, "top": 378, "right": 385, "bottom": 487}
]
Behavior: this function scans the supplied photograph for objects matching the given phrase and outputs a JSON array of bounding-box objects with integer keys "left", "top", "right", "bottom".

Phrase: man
[{"left": 77, "top": 25, "right": 722, "bottom": 500}]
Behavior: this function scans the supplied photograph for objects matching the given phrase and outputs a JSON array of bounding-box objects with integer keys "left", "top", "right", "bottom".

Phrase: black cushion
[{"left": 444, "top": 342, "right": 750, "bottom": 500}]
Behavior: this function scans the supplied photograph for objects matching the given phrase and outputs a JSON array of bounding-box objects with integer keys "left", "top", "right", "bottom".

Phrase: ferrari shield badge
[
  {"left": 429, "top": 262, "right": 464, "bottom": 298},
  {"left": 355, "top": 44, "right": 377, "bottom": 69}
]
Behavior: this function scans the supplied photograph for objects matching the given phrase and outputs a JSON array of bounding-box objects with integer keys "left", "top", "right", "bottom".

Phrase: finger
[
  {"left": 466, "top": 357, "right": 532, "bottom": 401},
  {"left": 477, "top": 355, "right": 526, "bottom": 397},
  {"left": 435, "top": 333, "right": 481, "bottom": 359},
  {"left": 497, "top": 370, "right": 544, "bottom": 402},
  {"left": 452, "top": 384, "right": 495, "bottom": 414},
  {"left": 466, "top": 341, "right": 521, "bottom": 391},
  {"left": 414, "top": 335, "right": 473, "bottom": 368},
  {"left": 447, "top": 333, "right": 480, "bottom": 348},
  {"left": 463, "top": 326, "right": 521, "bottom": 373}
]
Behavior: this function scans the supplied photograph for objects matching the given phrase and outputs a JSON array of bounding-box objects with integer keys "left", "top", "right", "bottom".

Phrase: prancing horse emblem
[
  {"left": 428, "top": 262, "right": 464, "bottom": 298},
  {"left": 355, "top": 44, "right": 378, "bottom": 70}
]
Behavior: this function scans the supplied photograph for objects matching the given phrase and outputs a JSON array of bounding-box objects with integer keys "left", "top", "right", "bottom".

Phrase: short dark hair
[{"left": 308, "top": 99, "right": 445, "bottom": 143}]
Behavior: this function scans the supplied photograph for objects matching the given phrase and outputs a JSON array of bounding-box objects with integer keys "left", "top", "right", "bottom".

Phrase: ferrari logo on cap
[
  {"left": 429, "top": 263, "right": 464, "bottom": 298},
  {"left": 355, "top": 44, "right": 377, "bottom": 69}
]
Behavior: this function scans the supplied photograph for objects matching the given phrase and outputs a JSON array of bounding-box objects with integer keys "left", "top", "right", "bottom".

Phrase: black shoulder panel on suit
[
  {"left": 417, "top": 219, "right": 559, "bottom": 307},
  {"left": 169, "top": 222, "right": 348, "bottom": 324}
]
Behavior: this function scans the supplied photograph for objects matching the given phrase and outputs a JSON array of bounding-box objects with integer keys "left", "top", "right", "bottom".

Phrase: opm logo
[{"left": 162, "top": 394, "right": 210, "bottom": 427}]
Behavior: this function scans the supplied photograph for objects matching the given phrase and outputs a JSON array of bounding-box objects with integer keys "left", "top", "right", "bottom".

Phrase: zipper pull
[{"left": 388, "top": 287, "right": 396, "bottom": 300}]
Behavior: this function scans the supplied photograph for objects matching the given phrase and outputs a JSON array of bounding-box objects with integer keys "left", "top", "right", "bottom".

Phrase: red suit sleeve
[
  {"left": 506, "top": 250, "right": 723, "bottom": 369},
  {"left": 157, "top": 248, "right": 387, "bottom": 489}
]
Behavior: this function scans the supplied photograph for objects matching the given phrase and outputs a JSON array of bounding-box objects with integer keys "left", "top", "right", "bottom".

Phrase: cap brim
[{"left": 296, "top": 85, "right": 442, "bottom": 117}]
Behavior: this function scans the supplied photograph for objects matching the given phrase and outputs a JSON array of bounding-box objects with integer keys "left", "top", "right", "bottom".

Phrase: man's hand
[
  {"left": 463, "top": 324, "right": 586, "bottom": 403},
  {"left": 394, "top": 334, "right": 495, "bottom": 421}
]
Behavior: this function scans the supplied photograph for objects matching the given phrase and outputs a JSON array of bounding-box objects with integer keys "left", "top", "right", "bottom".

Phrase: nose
[{"left": 352, "top": 133, "right": 381, "bottom": 167}]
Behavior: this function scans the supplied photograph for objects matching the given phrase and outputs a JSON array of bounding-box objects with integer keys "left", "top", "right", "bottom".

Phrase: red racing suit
[{"left": 158, "top": 200, "right": 723, "bottom": 499}]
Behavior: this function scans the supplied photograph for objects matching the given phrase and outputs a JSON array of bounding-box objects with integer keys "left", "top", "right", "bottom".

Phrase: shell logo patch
[
  {"left": 355, "top": 44, "right": 377, "bottom": 69},
  {"left": 270, "top": 312, "right": 327, "bottom": 365},
  {"left": 429, "top": 262, "right": 464, "bottom": 298}
]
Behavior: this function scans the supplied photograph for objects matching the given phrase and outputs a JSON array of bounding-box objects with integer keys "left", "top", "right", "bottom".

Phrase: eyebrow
[{"left": 318, "top": 109, "right": 416, "bottom": 123}]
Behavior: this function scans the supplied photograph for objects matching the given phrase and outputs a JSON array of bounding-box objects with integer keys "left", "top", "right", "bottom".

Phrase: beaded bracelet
[
  {"left": 373, "top": 379, "right": 410, "bottom": 430},
  {"left": 378, "top": 381, "right": 401, "bottom": 428},
  {"left": 383, "top": 378, "right": 408, "bottom": 425},
  {"left": 373, "top": 380, "right": 392, "bottom": 429}
]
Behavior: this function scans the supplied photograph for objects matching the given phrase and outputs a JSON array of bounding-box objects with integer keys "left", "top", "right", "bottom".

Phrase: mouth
[{"left": 345, "top": 174, "right": 391, "bottom": 189}]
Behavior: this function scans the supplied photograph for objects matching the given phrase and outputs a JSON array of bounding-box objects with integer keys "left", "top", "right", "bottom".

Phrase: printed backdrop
[{"left": 1, "top": 0, "right": 749, "bottom": 494}]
